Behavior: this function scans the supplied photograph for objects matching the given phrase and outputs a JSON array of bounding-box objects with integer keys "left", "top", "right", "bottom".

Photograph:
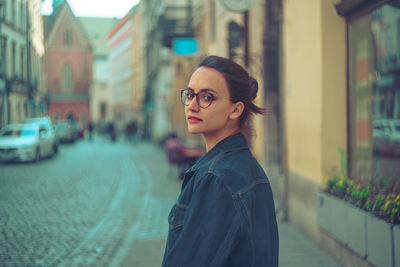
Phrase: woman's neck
[{"left": 202, "top": 128, "right": 240, "bottom": 152}]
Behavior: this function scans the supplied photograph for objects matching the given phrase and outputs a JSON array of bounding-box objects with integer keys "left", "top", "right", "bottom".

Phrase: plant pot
[
  {"left": 346, "top": 203, "right": 367, "bottom": 257},
  {"left": 317, "top": 190, "right": 333, "bottom": 233},
  {"left": 394, "top": 224, "right": 400, "bottom": 267},
  {"left": 317, "top": 190, "right": 367, "bottom": 256},
  {"left": 366, "top": 214, "right": 393, "bottom": 267},
  {"left": 317, "top": 191, "right": 348, "bottom": 241}
]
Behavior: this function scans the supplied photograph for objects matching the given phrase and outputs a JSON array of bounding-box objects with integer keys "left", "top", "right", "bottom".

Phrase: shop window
[{"left": 348, "top": 3, "right": 400, "bottom": 181}]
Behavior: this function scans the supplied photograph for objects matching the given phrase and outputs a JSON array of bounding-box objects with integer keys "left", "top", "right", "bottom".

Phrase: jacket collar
[{"left": 186, "top": 133, "right": 249, "bottom": 173}]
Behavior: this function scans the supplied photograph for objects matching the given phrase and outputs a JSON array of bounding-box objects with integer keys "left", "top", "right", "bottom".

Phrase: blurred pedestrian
[
  {"left": 125, "top": 120, "right": 138, "bottom": 144},
  {"left": 107, "top": 122, "right": 116, "bottom": 142},
  {"left": 162, "top": 55, "right": 279, "bottom": 266},
  {"left": 87, "top": 121, "right": 94, "bottom": 141}
]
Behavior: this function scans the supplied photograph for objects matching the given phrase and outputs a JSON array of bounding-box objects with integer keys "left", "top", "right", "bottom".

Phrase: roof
[
  {"left": 108, "top": 5, "right": 138, "bottom": 39},
  {"left": 78, "top": 17, "right": 119, "bottom": 56},
  {"left": 44, "top": 1, "right": 92, "bottom": 50}
]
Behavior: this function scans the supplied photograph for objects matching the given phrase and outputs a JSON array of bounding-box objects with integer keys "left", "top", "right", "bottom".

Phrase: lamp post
[
  {"left": 0, "top": 0, "right": 4, "bottom": 76},
  {"left": 221, "top": 0, "right": 254, "bottom": 68},
  {"left": 0, "top": 0, "right": 5, "bottom": 127}
]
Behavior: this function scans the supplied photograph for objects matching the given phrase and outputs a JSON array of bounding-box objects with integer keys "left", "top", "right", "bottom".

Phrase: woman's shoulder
[{"left": 206, "top": 149, "right": 268, "bottom": 193}]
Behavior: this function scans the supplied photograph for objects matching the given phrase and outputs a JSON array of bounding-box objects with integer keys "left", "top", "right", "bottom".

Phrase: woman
[{"left": 162, "top": 55, "right": 279, "bottom": 267}]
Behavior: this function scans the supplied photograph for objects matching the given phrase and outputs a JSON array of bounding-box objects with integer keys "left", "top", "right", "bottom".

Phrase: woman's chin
[{"left": 187, "top": 126, "right": 202, "bottom": 135}]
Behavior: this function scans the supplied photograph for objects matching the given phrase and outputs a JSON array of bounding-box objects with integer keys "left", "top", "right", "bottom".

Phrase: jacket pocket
[{"left": 168, "top": 203, "right": 187, "bottom": 231}]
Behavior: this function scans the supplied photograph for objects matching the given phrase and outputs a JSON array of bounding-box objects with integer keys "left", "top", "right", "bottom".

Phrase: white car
[
  {"left": 0, "top": 123, "right": 57, "bottom": 162},
  {"left": 24, "top": 116, "right": 59, "bottom": 154},
  {"left": 373, "top": 119, "right": 400, "bottom": 157}
]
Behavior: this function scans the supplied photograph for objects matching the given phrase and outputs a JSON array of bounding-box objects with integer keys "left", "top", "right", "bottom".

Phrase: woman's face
[{"left": 185, "top": 67, "right": 237, "bottom": 139}]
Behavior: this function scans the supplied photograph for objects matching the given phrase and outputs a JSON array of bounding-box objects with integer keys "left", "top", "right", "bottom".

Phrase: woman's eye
[
  {"left": 203, "top": 94, "right": 213, "bottom": 101},
  {"left": 186, "top": 93, "right": 195, "bottom": 100}
]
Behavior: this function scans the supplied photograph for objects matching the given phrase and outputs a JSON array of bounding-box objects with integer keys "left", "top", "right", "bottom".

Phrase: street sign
[
  {"left": 220, "top": 0, "right": 255, "bottom": 12},
  {"left": 173, "top": 38, "right": 198, "bottom": 56}
]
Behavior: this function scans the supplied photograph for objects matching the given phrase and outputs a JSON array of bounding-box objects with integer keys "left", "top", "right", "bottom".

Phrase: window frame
[{"left": 336, "top": 0, "right": 400, "bottom": 180}]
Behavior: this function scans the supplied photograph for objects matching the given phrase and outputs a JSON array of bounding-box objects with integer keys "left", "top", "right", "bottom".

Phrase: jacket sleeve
[{"left": 162, "top": 173, "right": 241, "bottom": 267}]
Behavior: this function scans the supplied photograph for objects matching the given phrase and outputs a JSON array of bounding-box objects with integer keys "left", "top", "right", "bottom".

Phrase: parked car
[
  {"left": 0, "top": 123, "right": 57, "bottom": 162},
  {"left": 70, "top": 120, "right": 84, "bottom": 140},
  {"left": 55, "top": 120, "right": 76, "bottom": 143},
  {"left": 373, "top": 119, "right": 400, "bottom": 157},
  {"left": 24, "top": 116, "right": 59, "bottom": 154}
]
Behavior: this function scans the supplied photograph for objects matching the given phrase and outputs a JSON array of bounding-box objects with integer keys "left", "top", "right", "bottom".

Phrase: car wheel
[
  {"left": 34, "top": 147, "right": 40, "bottom": 162},
  {"left": 53, "top": 143, "right": 59, "bottom": 156}
]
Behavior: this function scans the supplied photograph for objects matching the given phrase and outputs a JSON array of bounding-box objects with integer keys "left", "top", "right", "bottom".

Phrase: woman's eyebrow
[{"left": 187, "top": 87, "right": 218, "bottom": 94}]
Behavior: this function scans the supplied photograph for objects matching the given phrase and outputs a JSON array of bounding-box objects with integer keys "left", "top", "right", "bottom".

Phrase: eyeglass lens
[{"left": 181, "top": 89, "right": 213, "bottom": 108}]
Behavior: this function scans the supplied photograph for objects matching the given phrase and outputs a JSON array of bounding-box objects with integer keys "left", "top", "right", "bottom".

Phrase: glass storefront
[{"left": 349, "top": 3, "right": 400, "bottom": 182}]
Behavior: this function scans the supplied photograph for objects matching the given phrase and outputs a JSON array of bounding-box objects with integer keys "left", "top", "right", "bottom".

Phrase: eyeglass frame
[{"left": 180, "top": 88, "right": 232, "bottom": 109}]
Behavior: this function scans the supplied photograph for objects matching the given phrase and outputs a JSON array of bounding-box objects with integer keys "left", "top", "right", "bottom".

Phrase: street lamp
[
  {"left": 0, "top": 0, "right": 4, "bottom": 127},
  {"left": 228, "top": 21, "right": 242, "bottom": 60},
  {"left": 0, "top": 0, "right": 3, "bottom": 74}
]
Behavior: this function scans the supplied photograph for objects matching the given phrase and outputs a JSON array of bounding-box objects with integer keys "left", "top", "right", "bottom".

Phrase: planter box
[
  {"left": 394, "top": 225, "right": 400, "bottom": 267},
  {"left": 317, "top": 191, "right": 349, "bottom": 241},
  {"left": 317, "top": 191, "right": 367, "bottom": 256},
  {"left": 317, "top": 190, "right": 334, "bottom": 233},
  {"left": 366, "top": 214, "right": 393, "bottom": 267},
  {"left": 346, "top": 204, "right": 367, "bottom": 257}
]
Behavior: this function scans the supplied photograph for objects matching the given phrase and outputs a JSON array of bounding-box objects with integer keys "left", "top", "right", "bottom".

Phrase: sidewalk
[{"left": 121, "top": 142, "right": 343, "bottom": 267}]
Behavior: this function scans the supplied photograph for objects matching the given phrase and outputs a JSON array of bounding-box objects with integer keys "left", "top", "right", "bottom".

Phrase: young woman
[{"left": 162, "top": 55, "right": 279, "bottom": 267}]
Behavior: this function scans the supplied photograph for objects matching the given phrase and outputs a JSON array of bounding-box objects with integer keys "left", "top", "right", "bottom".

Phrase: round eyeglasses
[{"left": 181, "top": 89, "right": 216, "bottom": 109}]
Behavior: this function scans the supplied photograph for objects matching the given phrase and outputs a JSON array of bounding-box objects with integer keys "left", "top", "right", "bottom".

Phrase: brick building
[{"left": 43, "top": 0, "right": 92, "bottom": 125}]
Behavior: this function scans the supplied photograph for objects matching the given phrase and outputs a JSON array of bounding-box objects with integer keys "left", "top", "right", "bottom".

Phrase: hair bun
[{"left": 249, "top": 76, "right": 258, "bottom": 100}]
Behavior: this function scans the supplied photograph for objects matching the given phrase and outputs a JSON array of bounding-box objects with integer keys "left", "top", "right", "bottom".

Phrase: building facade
[
  {"left": 135, "top": 0, "right": 399, "bottom": 266},
  {"left": 0, "top": 0, "right": 45, "bottom": 128},
  {"left": 44, "top": 1, "right": 92, "bottom": 125},
  {"left": 276, "top": 0, "right": 400, "bottom": 266},
  {"left": 28, "top": 0, "right": 47, "bottom": 118},
  {"left": 107, "top": 6, "right": 141, "bottom": 134},
  {"left": 79, "top": 16, "right": 118, "bottom": 125}
]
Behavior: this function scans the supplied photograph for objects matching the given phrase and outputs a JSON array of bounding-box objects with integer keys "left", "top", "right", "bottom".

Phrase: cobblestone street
[
  {"left": 0, "top": 137, "right": 342, "bottom": 267},
  {"left": 0, "top": 138, "right": 181, "bottom": 267}
]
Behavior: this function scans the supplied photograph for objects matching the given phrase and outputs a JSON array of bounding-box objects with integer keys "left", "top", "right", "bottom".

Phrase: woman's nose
[{"left": 187, "top": 96, "right": 200, "bottom": 111}]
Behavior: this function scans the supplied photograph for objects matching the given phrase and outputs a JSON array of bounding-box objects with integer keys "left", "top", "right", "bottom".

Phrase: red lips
[{"left": 187, "top": 115, "right": 202, "bottom": 123}]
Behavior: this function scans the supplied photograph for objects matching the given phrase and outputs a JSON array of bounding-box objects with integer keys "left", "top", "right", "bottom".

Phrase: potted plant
[{"left": 317, "top": 149, "right": 400, "bottom": 266}]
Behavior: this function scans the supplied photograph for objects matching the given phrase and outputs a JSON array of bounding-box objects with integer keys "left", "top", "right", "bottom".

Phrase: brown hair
[{"left": 198, "top": 55, "right": 266, "bottom": 129}]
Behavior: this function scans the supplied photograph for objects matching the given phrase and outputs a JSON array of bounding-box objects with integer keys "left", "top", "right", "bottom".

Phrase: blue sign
[{"left": 173, "top": 38, "right": 198, "bottom": 56}]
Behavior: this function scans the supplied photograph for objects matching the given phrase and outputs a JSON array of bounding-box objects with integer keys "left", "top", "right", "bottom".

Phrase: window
[
  {"left": 61, "top": 63, "right": 73, "bottom": 93},
  {"left": 20, "top": 46, "right": 25, "bottom": 80},
  {"left": 210, "top": 0, "right": 216, "bottom": 42},
  {"left": 24, "top": 101, "right": 28, "bottom": 117},
  {"left": 64, "top": 30, "right": 72, "bottom": 46},
  {"left": 348, "top": 3, "right": 400, "bottom": 181},
  {"left": 0, "top": 36, "right": 6, "bottom": 75},
  {"left": 19, "top": 0, "right": 24, "bottom": 30},
  {"left": 11, "top": 41, "right": 16, "bottom": 77},
  {"left": 2, "top": 0, "right": 6, "bottom": 21},
  {"left": 11, "top": 0, "right": 15, "bottom": 23}
]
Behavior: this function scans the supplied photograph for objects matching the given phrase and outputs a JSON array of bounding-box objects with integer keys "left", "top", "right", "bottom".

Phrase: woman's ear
[{"left": 229, "top": 102, "right": 244, "bottom": 119}]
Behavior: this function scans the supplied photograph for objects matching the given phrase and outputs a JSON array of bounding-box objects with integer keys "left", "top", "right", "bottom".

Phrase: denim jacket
[{"left": 162, "top": 134, "right": 279, "bottom": 267}]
